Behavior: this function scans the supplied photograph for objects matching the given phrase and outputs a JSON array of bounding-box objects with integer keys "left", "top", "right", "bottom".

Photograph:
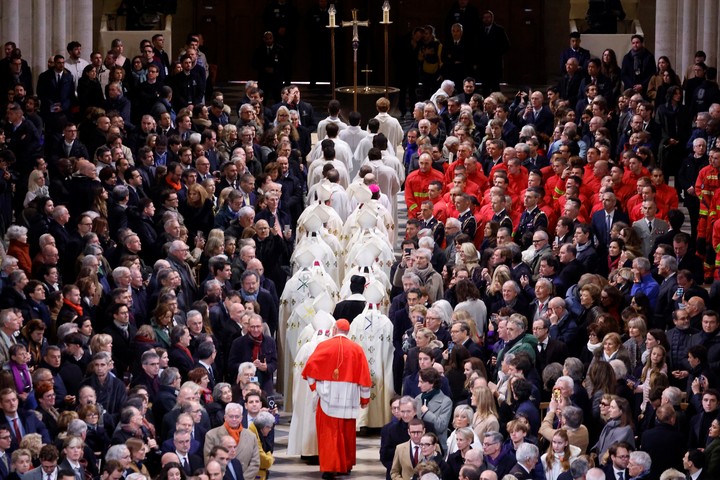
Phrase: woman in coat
[{"left": 592, "top": 395, "right": 635, "bottom": 458}]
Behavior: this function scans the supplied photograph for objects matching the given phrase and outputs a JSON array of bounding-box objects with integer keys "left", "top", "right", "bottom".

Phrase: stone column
[
  {"left": 704, "top": 0, "right": 719, "bottom": 71},
  {"left": 679, "top": 0, "right": 698, "bottom": 80},
  {"left": 1, "top": 0, "right": 20, "bottom": 48},
  {"left": 32, "top": 0, "right": 47, "bottom": 76},
  {"left": 72, "top": 0, "right": 93, "bottom": 58},
  {"left": 654, "top": 0, "right": 678, "bottom": 67},
  {"left": 52, "top": 0, "right": 67, "bottom": 56}
]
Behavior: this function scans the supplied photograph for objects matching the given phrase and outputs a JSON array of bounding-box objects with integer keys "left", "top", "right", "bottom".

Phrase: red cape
[{"left": 302, "top": 335, "right": 372, "bottom": 387}]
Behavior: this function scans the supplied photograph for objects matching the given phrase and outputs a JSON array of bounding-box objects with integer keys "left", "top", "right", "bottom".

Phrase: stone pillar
[
  {"left": 32, "top": 0, "right": 47, "bottom": 76},
  {"left": 680, "top": 0, "right": 698, "bottom": 80},
  {"left": 704, "top": 0, "right": 719, "bottom": 71},
  {"left": 52, "top": 0, "right": 67, "bottom": 56},
  {"left": 72, "top": 0, "right": 93, "bottom": 59},
  {"left": 654, "top": 0, "right": 678, "bottom": 66},
  {"left": 1, "top": 0, "right": 20, "bottom": 48}
]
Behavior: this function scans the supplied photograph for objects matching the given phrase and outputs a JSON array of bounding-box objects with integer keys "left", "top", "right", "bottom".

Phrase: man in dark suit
[
  {"left": 333, "top": 276, "right": 367, "bottom": 324},
  {"left": 170, "top": 428, "right": 204, "bottom": 474},
  {"left": 556, "top": 244, "right": 585, "bottom": 298},
  {"left": 603, "top": 442, "right": 631, "bottom": 480},
  {"left": 476, "top": 10, "right": 510, "bottom": 95},
  {"left": 591, "top": 192, "right": 630, "bottom": 252},
  {"left": 519, "top": 91, "right": 554, "bottom": 136},
  {"left": 532, "top": 319, "right": 568, "bottom": 375},
  {"left": 674, "top": 232, "right": 704, "bottom": 285},
  {"left": 0, "top": 388, "right": 51, "bottom": 451},
  {"left": 50, "top": 123, "right": 89, "bottom": 163},
  {"left": 4, "top": 102, "right": 41, "bottom": 175},
  {"left": 654, "top": 256, "right": 679, "bottom": 329},
  {"left": 557, "top": 57, "right": 584, "bottom": 109},
  {"left": 508, "top": 443, "right": 539, "bottom": 480},
  {"left": 131, "top": 350, "right": 161, "bottom": 403},
  {"left": 36, "top": 55, "right": 76, "bottom": 137},
  {"left": 0, "top": 424, "right": 10, "bottom": 479},
  {"left": 449, "top": 320, "right": 484, "bottom": 359},
  {"left": 639, "top": 405, "right": 686, "bottom": 479},
  {"left": 226, "top": 314, "right": 277, "bottom": 394},
  {"left": 103, "top": 303, "right": 137, "bottom": 378},
  {"left": 683, "top": 449, "right": 708, "bottom": 480}
]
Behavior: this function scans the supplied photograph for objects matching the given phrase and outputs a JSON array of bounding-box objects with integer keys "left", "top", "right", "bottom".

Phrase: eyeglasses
[
  {"left": 600, "top": 402, "right": 610, "bottom": 407},
  {"left": 419, "top": 443, "right": 433, "bottom": 447}
]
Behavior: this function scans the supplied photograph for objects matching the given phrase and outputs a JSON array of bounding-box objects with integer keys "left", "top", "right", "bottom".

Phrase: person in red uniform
[
  {"left": 405, "top": 153, "right": 444, "bottom": 217},
  {"left": 302, "top": 319, "right": 372, "bottom": 479}
]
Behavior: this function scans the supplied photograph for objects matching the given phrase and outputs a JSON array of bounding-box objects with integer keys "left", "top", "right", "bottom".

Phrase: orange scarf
[
  {"left": 224, "top": 421, "right": 243, "bottom": 443},
  {"left": 165, "top": 176, "right": 181, "bottom": 191}
]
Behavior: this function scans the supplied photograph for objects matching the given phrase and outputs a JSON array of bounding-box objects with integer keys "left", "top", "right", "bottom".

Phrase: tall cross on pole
[{"left": 342, "top": 9, "right": 370, "bottom": 111}]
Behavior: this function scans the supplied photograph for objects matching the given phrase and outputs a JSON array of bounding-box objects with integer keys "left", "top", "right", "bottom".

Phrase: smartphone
[
  {"left": 552, "top": 388, "right": 561, "bottom": 402},
  {"left": 250, "top": 376, "right": 259, "bottom": 383},
  {"left": 416, "top": 316, "right": 425, "bottom": 324},
  {"left": 448, "top": 341, "right": 455, "bottom": 354},
  {"left": 676, "top": 287, "right": 684, "bottom": 297},
  {"left": 404, "top": 248, "right": 412, "bottom": 256},
  {"left": 197, "top": 231, "right": 204, "bottom": 241}
]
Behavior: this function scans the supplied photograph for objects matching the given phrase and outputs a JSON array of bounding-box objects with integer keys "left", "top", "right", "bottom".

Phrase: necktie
[
  {"left": 606, "top": 214, "right": 612, "bottom": 239},
  {"left": 122, "top": 328, "right": 129, "bottom": 340},
  {"left": 11, "top": 418, "right": 21, "bottom": 441},
  {"left": 485, "top": 26, "right": 490, "bottom": 35},
  {"left": 0, "top": 453, "right": 7, "bottom": 473},
  {"left": 540, "top": 342, "right": 546, "bottom": 352},
  {"left": 56, "top": 73, "right": 61, "bottom": 83},
  {"left": 647, "top": 220, "right": 653, "bottom": 232},
  {"left": 413, "top": 445, "right": 419, "bottom": 465},
  {"left": 47, "top": 474, "right": 51, "bottom": 480},
  {"left": 182, "top": 457, "right": 190, "bottom": 473},
  {"left": 617, "top": 472, "right": 623, "bottom": 480},
  {"left": 208, "top": 366, "right": 215, "bottom": 384}
]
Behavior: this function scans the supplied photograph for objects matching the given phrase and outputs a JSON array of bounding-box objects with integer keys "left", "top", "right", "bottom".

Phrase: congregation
[{"left": 0, "top": 1, "right": 719, "bottom": 480}]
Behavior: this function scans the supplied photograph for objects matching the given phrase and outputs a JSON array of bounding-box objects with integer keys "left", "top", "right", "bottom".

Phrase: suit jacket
[
  {"left": 36, "top": 69, "right": 76, "bottom": 117},
  {"left": 602, "top": 463, "right": 629, "bottom": 480},
  {"left": 508, "top": 463, "right": 533, "bottom": 480},
  {"left": 204, "top": 425, "right": 259, "bottom": 480},
  {"left": 51, "top": 140, "right": 89, "bottom": 162},
  {"left": 639, "top": 421, "right": 685, "bottom": 479},
  {"left": 535, "top": 337, "right": 568, "bottom": 375},
  {"left": 6, "top": 409, "right": 51, "bottom": 451},
  {"left": 591, "top": 208, "right": 630, "bottom": 250},
  {"left": 223, "top": 458, "right": 245, "bottom": 480},
  {"left": 58, "top": 458, "right": 87, "bottom": 480},
  {"left": 520, "top": 106, "right": 554, "bottom": 136},
  {"left": 633, "top": 217, "right": 670, "bottom": 257},
  {"left": 654, "top": 274, "right": 678, "bottom": 329},
  {"left": 103, "top": 322, "right": 138, "bottom": 377},
  {"left": 390, "top": 440, "right": 420, "bottom": 480},
  {"left": 169, "top": 344, "right": 196, "bottom": 379}
]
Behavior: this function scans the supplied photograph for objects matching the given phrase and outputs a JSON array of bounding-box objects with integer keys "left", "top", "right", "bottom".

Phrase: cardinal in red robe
[{"left": 302, "top": 319, "right": 372, "bottom": 478}]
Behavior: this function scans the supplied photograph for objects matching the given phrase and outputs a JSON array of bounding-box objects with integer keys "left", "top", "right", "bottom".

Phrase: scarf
[
  {"left": 224, "top": 421, "right": 243, "bottom": 444},
  {"left": 251, "top": 334, "right": 264, "bottom": 361},
  {"left": 241, "top": 289, "right": 258, "bottom": 302},
  {"left": 420, "top": 387, "right": 440, "bottom": 406},
  {"left": 165, "top": 176, "right": 182, "bottom": 191},
  {"left": 586, "top": 341, "right": 602, "bottom": 353},
  {"left": 174, "top": 343, "right": 193, "bottom": 361},
  {"left": 63, "top": 298, "right": 83, "bottom": 316},
  {"left": 9, "top": 361, "right": 31, "bottom": 392}
]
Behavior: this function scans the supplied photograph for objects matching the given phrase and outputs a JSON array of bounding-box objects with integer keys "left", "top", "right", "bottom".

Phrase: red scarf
[
  {"left": 63, "top": 298, "right": 83, "bottom": 316},
  {"left": 165, "top": 176, "right": 182, "bottom": 191},
  {"left": 175, "top": 343, "right": 193, "bottom": 360},
  {"left": 251, "top": 334, "right": 264, "bottom": 361}
]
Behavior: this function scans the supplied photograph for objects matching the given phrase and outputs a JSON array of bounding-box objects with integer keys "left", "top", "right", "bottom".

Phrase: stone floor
[{"left": 269, "top": 413, "right": 386, "bottom": 479}]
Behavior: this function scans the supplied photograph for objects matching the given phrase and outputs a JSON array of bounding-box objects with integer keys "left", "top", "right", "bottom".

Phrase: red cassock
[{"left": 302, "top": 334, "right": 372, "bottom": 474}]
